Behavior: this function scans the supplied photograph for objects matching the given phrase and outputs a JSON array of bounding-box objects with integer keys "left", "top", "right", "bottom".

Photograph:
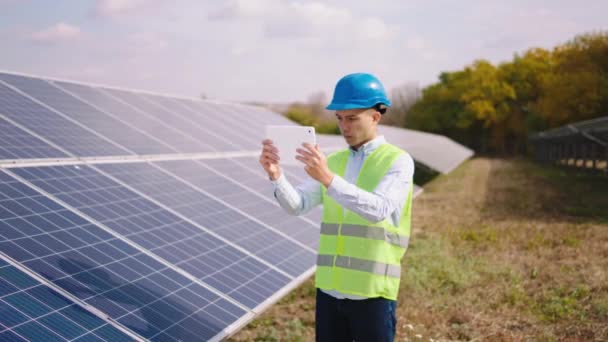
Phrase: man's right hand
[{"left": 259, "top": 139, "right": 281, "bottom": 180}]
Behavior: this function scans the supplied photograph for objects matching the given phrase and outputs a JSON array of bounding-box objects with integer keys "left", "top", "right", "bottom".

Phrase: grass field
[{"left": 230, "top": 158, "right": 608, "bottom": 341}]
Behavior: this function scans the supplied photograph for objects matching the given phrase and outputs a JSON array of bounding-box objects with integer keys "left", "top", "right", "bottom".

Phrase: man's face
[{"left": 335, "top": 108, "right": 380, "bottom": 149}]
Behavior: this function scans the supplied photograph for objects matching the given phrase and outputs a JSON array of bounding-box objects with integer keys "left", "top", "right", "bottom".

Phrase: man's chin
[{"left": 343, "top": 136, "right": 358, "bottom": 146}]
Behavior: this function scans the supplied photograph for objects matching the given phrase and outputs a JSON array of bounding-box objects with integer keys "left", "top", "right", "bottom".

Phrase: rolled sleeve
[{"left": 272, "top": 172, "right": 322, "bottom": 216}]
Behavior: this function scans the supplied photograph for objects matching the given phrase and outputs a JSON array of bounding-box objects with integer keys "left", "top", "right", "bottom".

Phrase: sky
[{"left": 0, "top": 0, "right": 606, "bottom": 104}]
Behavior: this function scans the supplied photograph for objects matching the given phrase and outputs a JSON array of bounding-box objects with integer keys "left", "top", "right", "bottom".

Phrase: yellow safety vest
[{"left": 315, "top": 143, "right": 413, "bottom": 300}]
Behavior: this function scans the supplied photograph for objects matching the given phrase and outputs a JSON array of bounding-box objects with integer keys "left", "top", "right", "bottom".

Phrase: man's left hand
[{"left": 296, "top": 143, "right": 334, "bottom": 188}]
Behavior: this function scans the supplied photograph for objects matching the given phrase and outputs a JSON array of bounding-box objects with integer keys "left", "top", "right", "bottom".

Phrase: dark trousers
[{"left": 315, "top": 288, "right": 396, "bottom": 342}]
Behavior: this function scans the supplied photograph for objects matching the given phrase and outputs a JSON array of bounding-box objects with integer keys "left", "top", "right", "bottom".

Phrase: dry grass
[{"left": 230, "top": 158, "right": 608, "bottom": 341}]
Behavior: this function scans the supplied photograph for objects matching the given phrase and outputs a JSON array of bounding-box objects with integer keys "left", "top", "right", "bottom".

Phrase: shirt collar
[{"left": 349, "top": 135, "right": 386, "bottom": 156}]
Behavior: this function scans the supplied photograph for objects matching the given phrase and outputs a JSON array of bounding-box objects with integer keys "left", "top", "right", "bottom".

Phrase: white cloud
[
  {"left": 209, "top": 0, "right": 397, "bottom": 46},
  {"left": 95, "top": 0, "right": 166, "bottom": 17},
  {"left": 127, "top": 32, "right": 168, "bottom": 51},
  {"left": 30, "top": 22, "right": 81, "bottom": 43}
]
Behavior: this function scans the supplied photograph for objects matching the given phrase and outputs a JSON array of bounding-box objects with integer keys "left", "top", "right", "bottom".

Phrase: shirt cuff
[
  {"left": 271, "top": 173, "right": 287, "bottom": 190},
  {"left": 326, "top": 175, "right": 349, "bottom": 198}
]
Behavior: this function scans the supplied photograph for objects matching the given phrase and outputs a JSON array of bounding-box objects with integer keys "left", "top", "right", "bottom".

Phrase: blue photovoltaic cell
[
  {"left": 143, "top": 95, "right": 242, "bottom": 151},
  {"left": 11, "top": 164, "right": 292, "bottom": 309},
  {"left": 0, "top": 171, "right": 246, "bottom": 341},
  {"left": 0, "top": 257, "right": 134, "bottom": 342},
  {"left": 100, "top": 88, "right": 214, "bottom": 153},
  {"left": 0, "top": 77, "right": 126, "bottom": 157},
  {"left": 0, "top": 73, "right": 168, "bottom": 156},
  {"left": 179, "top": 100, "right": 296, "bottom": 148},
  {"left": 94, "top": 162, "right": 316, "bottom": 277},
  {"left": 54, "top": 81, "right": 202, "bottom": 154},
  {"left": 151, "top": 98, "right": 254, "bottom": 150},
  {"left": 174, "top": 100, "right": 262, "bottom": 149},
  {"left": 0, "top": 117, "right": 67, "bottom": 160},
  {"left": 157, "top": 159, "right": 320, "bottom": 249}
]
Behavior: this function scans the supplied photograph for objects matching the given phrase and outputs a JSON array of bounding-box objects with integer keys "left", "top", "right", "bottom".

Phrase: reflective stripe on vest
[
  {"left": 320, "top": 223, "right": 409, "bottom": 249},
  {"left": 317, "top": 254, "right": 401, "bottom": 278}
]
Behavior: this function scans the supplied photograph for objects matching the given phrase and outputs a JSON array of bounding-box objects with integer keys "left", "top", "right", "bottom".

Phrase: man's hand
[
  {"left": 259, "top": 139, "right": 282, "bottom": 180},
  {"left": 296, "top": 143, "right": 334, "bottom": 187}
]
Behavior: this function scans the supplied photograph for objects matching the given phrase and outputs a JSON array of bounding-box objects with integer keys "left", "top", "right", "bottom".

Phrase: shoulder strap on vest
[
  {"left": 357, "top": 143, "right": 405, "bottom": 192},
  {"left": 327, "top": 149, "right": 349, "bottom": 175}
]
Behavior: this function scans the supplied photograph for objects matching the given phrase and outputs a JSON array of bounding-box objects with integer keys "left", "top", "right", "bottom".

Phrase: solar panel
[
  {"left": 0, "top": 256, "right": 135, "bottom": 341},
  {"left": 155, "top": 99, "right": 256, "bottom": 150},
  {"left": 89, "top": 162, "right": 317, "bottom": 277},
  {"left": 99, "top": 88, "right": 216, "bottom": 152},
  {"left": 176, "top": 100, "right": 296, "bottom": 150},
  {"left": 378, "top": 125, "right": 474, "bottom": 174},
  {"left": 0, "top": 81, "right": 127, "bottom": 157},
  {"left": 153, "top": 159, "right": 320, "bottom": 249},
  {"left": 0, "top": 118, "right": 67, "bottom": 160},
  {"left": 10, "top": 164, "right": 293, "bottom": 310},
  {"left": 0, "top": 73, "right": 174, "bottom": 156},
  {"left": 0, "top": 170, "right": 247, "bottom": 340},
  {"left": 138, "top": 95, "right": 241, "bottom": 151}
]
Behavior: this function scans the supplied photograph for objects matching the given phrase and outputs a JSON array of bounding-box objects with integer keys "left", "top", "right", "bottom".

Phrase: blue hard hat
[{"left": 326, "top": 73, "right": 391, "bottom": 110}]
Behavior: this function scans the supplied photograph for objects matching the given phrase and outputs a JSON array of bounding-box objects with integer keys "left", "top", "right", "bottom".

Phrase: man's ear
[{"left": 372, "top": 110, "right": 382, "bottom": 124}]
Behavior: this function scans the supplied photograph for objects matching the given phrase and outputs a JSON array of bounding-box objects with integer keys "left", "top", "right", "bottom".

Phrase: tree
[{"left": 382, "top": 83, "right": 421, "bottom": 127}]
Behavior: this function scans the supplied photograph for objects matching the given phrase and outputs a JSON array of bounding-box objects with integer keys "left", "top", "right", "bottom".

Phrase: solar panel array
[{"left": 0, "top": 71, "right": 470, "bottom": 340}]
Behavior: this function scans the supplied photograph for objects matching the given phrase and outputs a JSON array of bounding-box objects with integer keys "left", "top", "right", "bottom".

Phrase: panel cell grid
[
  {"left": 11, "top": 164, "right": 292, "bottom": 309},
  {"left": 0, "top": 74, "right": 168, "bottom": 156},
  {"left": 0, "top": 78, "right": 126, "bottom": 157},
  {"left": 143, "top": 95, "right": 241, "bottom": 151},
  {"left": 161, "top": 98, "right": 255, "bottom": 150},
  {"left": 208, "top": 156, "right": 325, "bottom": 225},
  {"left": 94, "top": 162, "right": 316, "bottom": 277},
  {"left": 101, "top": 88, "right": 214, "bottom": 153},
  {"left": 55, "top": 81, "right": 204, "bottom": 154},
  {"left": 0, "top": 118, "right": 67, "bottom": 160},
  {"left": 0, "top": 171, "right": 245, "bottom": 341},
  {"left": 159, "top": 159, "right": 320, "bottom": 249},
  {"left": 0, "top": 257, "right": 134, "bottom": 342}
]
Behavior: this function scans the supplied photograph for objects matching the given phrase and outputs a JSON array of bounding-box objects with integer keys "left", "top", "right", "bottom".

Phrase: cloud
[
  {"left": 209, "top": 0, "right": 397, "bottom": 46},
  {"left": 95, "top": 0, "right": 166, "bottom": 17},
  {"left": 127, "top": 32, "right": 168, "bottom": 51},
  {"left": 30, "top": 22, "right": 81, "bottom": 43}
]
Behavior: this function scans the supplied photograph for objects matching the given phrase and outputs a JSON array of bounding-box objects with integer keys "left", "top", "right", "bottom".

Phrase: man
[{"left": 259, "top": 73, "right": 414, "bottom": 341}]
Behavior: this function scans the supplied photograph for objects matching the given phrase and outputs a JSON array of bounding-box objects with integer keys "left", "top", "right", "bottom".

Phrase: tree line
[{"left": 405, "top": 32, "right": 608, "bottom": 154}]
